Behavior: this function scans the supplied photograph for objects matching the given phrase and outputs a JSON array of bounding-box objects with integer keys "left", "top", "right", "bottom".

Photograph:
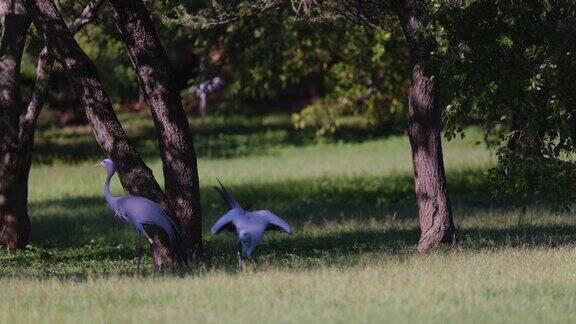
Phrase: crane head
[
  {"left": 95, "top": 158, "right": 114, "bottom": 170},
  {"left": 237, "top": 230, "right": 254, "bottom": 258}
]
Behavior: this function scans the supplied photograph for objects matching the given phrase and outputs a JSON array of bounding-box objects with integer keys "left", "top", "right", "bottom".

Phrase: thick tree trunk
[
  {"left": 0, "top": 4, "right": 31, "bottom": 249},
  {"left": 395, "top": 0, "right": 456, "bottom": 251},
  {"left": 6, "top": 0, "right": 106, "bottom": 251},
  {"left": 109, "top": 0, "right": 204, "bottom": 260},
  {"left": 24, "top": 0, "right": 181, "bottom": 267}
]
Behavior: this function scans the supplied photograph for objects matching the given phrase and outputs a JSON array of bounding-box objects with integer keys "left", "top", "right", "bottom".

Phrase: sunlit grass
[{"left": 2, "top": 249, "right": 575, "bottom": 323}]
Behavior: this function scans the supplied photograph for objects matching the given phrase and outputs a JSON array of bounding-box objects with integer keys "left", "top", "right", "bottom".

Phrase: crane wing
[
  {"left": 117, "top": 197, "right": 179, "bottom": 248},
  {"left": 211, "top": 209, "right": 243, "bottom": 235},
  {"left": 253, "top": 210, "right": 293, "bottom": 234}
]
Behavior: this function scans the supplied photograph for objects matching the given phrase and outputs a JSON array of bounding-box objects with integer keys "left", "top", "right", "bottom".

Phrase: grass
[
  {"left": 2, "top": 113, "right": 576, "bottom": 323},
  {"left": 2, "top": 249, "right": 576, "bottom": 323}
]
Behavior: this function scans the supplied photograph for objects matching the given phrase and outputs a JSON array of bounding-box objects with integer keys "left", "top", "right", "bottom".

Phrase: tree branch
[
  {"left": 68, "top": 0, "right": 105, "bottom": 33},
  {"left": 18, "top": 0, "right": 105, "bottom": 152},
  {"left": 166, "top": 0, "right": 282, "bottom": 29}
]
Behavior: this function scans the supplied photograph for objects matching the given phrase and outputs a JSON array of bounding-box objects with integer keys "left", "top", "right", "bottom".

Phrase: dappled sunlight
[
  {"left": 1, "top": 113, "right": 571, "bottom": 295},
  {"left": 10, "top": 164, "right": 576, "bottom": 277}
]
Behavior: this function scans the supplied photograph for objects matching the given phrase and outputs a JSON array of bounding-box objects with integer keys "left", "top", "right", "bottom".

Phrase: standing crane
[{"left": 96, "top": 158, "right": 187, "bottom": 270}]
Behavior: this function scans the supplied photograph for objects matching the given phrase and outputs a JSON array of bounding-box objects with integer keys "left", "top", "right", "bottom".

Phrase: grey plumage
[
  {"left": 96, "top": 158, "right": 187, "bottom": 270},
  {"left": 211, "top": 180, "right": 293, "bottom": 267}
]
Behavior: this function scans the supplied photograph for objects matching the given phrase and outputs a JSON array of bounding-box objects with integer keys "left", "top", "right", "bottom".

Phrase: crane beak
[
  {"left": 94, "top": 161, "right": 103, "bottom": 167},
  {"left": 237, "top": 239, "right": 251, "bottom": 258}
]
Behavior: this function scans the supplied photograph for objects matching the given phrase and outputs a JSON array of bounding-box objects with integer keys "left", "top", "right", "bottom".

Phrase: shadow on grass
[
  {"left": 211, "top": 224, "right": 576, "bottom": 259},
  {"left": 32, "top": 113, "right": 403, "bottom": 164},
  {"left": 24, "top": 170, "right": 573, "bottom": 259},
  {"left": 195, "top": 223, "right": 576, "bottom": 277},
  {"left": 459, "top": 225, "right": 576, "bottom": 249},
  {"left": 8, "top": 221, "right": 575, "bottom": 280},
  {"left": 27, "top": 170, "right": 488, "bottom": 247}
]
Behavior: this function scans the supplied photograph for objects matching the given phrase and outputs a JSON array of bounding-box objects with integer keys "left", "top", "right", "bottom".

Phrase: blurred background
[{"left": 21, "top": 1, "right": 409, "bottom": 136}]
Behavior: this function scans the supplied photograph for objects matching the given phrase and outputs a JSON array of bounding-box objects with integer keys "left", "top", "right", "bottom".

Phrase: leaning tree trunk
[
  {"left": 395, "top": 0, "right": 456, "bottom": 251},
  {"left": 109, "top": 0, "right": 204, "bottom": 260},
  {"left": 0, "top": 3, "right": 31, "bottom": 249},
  {"left": 0, "top": 0, "right": 106, "bottom": 252},
  {"left": 24, "top": 0, "right": 181, "bottom": 267}
]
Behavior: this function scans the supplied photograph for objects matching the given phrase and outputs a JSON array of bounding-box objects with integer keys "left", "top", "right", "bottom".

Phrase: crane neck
[{"left": 104, "top": 167, "right": 118, "bottom": 210}]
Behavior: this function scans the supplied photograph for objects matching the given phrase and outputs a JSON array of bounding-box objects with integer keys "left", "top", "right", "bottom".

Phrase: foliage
[
  {"left": 487, "top": 147, "right": 576, "bottom": 207},
  {"left": 292, "top": 26, "right": 409, "bottom": 136},
  {"left": 18, "top": 0, "right": 411, "bottom": 133},
  {"left": 160, "top": 1, "right": 410, "bottom": 133},
  {"left": 434, "top": 0, "right": 576, "bottom": 202},
  {"left": 19, "top": 1, "right": 135, "bottom": 104}
]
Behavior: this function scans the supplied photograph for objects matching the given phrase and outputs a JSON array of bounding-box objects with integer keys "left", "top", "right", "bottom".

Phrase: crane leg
[
  {"left": 237, "top": 250, "right": 245, "bottom": 271},
  {"left": 142, "top": 231, "right": 158, "bottom": 271},
  {"left": 143, "top": 231, "right": 154, "bottom": 245},
  {"left": 136, "top": 235, "right": 143, "bottom": 273}
]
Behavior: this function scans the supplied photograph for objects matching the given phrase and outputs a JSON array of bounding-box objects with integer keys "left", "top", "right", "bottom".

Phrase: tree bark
[
  {"left": 0, "top": 2, "right": 31, "bottom": 249},
  {"left": 3, "top": 0, "right": 106, "bottom": 251},
  {"left": 24, "top": 0, "right": 181, "bottom": 267},
  {"left": 395, "top": 0, "right": 456, "bottom": 251},
  {"left": 109, "top": 0, "right": 204, "bottom": 260},
  {"left": 0, "top": 0, "right": 105, "bottom": 251}
]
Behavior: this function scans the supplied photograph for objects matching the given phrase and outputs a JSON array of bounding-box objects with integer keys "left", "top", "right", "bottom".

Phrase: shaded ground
[{"left": 32, "top": 113, "right": 403, "bottom": 163}]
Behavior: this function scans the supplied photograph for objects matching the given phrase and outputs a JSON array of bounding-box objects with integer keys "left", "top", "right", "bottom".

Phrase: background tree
[
  {"left": 436, "top": 0, "right": 576, "bottom": 206},
  {"left": 393, "top": 0, "right": 456, "bottom": 250},
  {"left": 17, "top": 1, "right": 412, "bottom": 130}
]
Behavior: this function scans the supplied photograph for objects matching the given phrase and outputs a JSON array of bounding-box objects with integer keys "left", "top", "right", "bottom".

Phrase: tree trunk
[
  {"left": 109, "top": 0, "right": 204, "bottom": 260},
  {"left": 395, "top": 0, "right": 456, "bottom": 251},
  {"left": 24, "top": 0, "right": 181, "bottom": 267},
  {"left": 0, "top": 3, "right": 31, "bottom": 249},
  {"left": 5, "top": 0, "right": 106, "bottom": 252}
]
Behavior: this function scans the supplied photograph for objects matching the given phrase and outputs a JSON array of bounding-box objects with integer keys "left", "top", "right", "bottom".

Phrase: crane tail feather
[{"left": 214, "top": 179, "right": 244, "bottom": 211}]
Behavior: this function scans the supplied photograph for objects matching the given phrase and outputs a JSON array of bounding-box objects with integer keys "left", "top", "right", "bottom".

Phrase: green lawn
[{"left": 2, "top": 114, "right": 575, "bottom": 323}]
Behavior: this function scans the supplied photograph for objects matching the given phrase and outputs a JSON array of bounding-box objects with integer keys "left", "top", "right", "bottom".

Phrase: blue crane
[
  {"left": 211, "top": 181, "right": 293, "bottom": 269},
  {"left": 96, "top": 158, "right": 187, "bottom": 270}
]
